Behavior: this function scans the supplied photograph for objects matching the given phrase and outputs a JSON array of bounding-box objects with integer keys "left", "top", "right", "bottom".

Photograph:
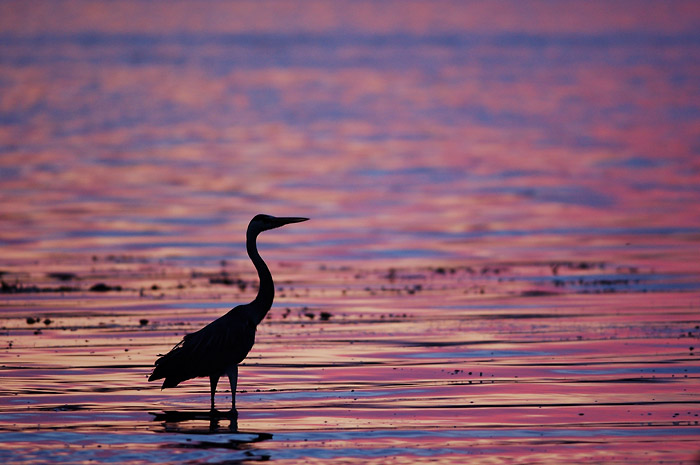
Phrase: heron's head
[{"left": 248, "top": 214, "right": 309, "bottom": 234}]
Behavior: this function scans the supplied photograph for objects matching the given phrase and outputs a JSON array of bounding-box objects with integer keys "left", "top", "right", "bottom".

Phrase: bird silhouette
[{"left": 148, "top": 214, "right": 308, "bottom": 416}]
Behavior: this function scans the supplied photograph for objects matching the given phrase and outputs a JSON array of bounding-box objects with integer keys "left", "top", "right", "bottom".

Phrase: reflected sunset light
[{"left": 1, "top": 1, "right": 700, "bottom": 464}]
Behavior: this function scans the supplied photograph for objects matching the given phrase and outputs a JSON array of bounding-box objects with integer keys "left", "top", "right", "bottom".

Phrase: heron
[{"left": 148, "top": 214, "right": 308, "bottom": 416}]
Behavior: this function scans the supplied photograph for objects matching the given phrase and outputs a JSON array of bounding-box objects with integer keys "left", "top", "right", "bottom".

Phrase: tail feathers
[
  {"left": 148, "top": 347, "right": 193, "bottom": 389},
  {"left": 150, "top": 368, "right": 188, "bottom": 390},
  {"left": 148, "top": 367, "right": 186, "bottom": 389},
  {"left": 160, "top": 376, "right": 183, "bottom": 389}
]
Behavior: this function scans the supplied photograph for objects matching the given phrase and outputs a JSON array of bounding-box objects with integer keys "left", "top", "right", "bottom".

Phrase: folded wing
[{"left": 148, "top": 310, "right": 256, "bottom": 389}]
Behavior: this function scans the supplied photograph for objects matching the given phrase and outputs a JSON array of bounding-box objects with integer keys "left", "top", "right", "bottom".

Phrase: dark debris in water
[
  {"left": 520, "top": 290, "right": 560, "bottom": 297},
  {"left": 89, "top": 283, "right": 123, "bottom": 292},
  {"left": 2, "top": 281, "right": 79, "bottom": 294},
  {"left": 46, "top": 272, "right": 77, "bottom": 281},
  {"left": 549, "top": 261, "right": 606, "bottom": 275},
  {"left": 38, "top": 404, "right": 88, "bottom": 412},
  {"left": 207, "top": 271, "right": 248, "bottom": 291}
]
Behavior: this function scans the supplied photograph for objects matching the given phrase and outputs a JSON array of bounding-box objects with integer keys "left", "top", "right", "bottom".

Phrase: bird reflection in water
[
  {"left": 149, "top": 214, "right": 308, "bottom": 422},
  {"left": 153, "top": 411, "right": 273, "bottom": 457},
  {"left": 153, "top": 410, "right": 243, "bottom": 433}
]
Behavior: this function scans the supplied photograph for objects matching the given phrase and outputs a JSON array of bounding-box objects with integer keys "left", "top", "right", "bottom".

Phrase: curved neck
[{"left": 247, "top": 229, "right": 274, "bottom": 325}]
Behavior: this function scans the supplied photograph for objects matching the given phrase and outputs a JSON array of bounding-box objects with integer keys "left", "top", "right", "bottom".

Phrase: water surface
[{"left": 1, "top": 1, "right": 699, "bottom": 464}]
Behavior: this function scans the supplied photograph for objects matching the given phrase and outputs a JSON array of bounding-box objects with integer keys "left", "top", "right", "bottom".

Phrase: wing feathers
[{"left": 148, "top": 310, "right": 256, "bottom": 389}]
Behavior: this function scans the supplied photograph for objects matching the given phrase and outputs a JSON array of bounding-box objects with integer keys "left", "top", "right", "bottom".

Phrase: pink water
[{"left": 1, "top": 1, "right": 700, "bottom": 463}]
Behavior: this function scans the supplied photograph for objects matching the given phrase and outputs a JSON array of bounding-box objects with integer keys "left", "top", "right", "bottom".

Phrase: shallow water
[
  {"left": 1, "top": 265, "right": 699, "bottom": 464},
  {"left": 1, "top": 1, "right": 700, "bottom": 464}
]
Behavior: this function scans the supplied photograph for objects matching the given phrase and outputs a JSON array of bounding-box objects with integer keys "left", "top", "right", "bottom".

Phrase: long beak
[{"left": 273, "top": 216, "right": 309, "bottom": 227}]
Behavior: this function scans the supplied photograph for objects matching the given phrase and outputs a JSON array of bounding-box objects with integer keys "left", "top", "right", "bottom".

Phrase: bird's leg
[
  {"left": 226, "top": 365, "right": 239, "bottom": 416},
  {"left": 209, "top": 375, "right": 219, "bottom": 412}
]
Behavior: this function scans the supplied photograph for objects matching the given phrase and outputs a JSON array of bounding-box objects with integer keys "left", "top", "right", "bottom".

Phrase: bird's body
[
  {"left": 148, "top": 214, "right": 308, "bottom": 414},
  {"left": 149, "top": 306, "right": 256, "bottom": 389}
]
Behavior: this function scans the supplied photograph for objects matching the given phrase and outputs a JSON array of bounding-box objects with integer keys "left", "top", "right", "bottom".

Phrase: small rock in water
[
  {"left": 47, "top": 272, "right": 76, "bottom": 281},
  {"left": 139, "top": 319, "right": 149, "bottom": 326},
  {"left": 90, "top": 283, "right": 122, "bottom": 292}
]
